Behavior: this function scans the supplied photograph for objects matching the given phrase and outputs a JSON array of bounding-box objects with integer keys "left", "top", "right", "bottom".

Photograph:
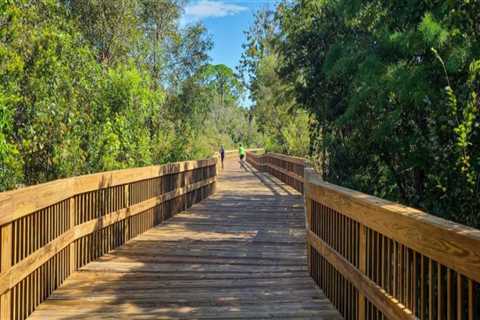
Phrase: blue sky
[{"left": 182, "top": 0, "right": 278, "bottom": 107}]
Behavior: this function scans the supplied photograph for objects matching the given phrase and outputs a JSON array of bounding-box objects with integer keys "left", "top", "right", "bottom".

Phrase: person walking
[
  {"left": 239, "top": 144, "right": 245, "bottom": 163},
  {"left": 220, "top": 145, "right": 225, "bottom": 169}
]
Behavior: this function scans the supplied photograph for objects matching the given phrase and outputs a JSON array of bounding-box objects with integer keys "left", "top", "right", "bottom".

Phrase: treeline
[
  {"left": 239, "top": 2, "right": 480, "bottom": 226},
  {"left": 0, "top": 0, "right": 257, "bottom": 191}
]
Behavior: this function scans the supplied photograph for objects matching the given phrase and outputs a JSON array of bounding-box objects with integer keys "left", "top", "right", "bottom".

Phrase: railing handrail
[
  {"left": 266, "top": 152, "right": 305, "bottom": 165},
  {"left": 247, "top": 150, "right": 480, "bottom": 320},
  {"left": 0, "top": 155, "right": 218, "bottom": 320},
  {"left": 0, "top": 147, "right": 264, "bottom": 226},
  {"left": 247, "top": 152, "right": 480, "bottom": 277},
  {"left": 245, "top": 151, "right": 304, "bottom": 193},
  {"left": 304, "top": 167, "right": 480, "bottom": 284},
  {"left": 0, "top": 158, "right": 215, "bottom": 226}
]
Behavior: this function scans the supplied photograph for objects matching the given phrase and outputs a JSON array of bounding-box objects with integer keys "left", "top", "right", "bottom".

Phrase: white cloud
[{"left": 184, "top": 1, "right": 248, "bottom": 20}]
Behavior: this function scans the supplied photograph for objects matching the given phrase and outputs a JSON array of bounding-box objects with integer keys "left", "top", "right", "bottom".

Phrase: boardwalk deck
[{"left": 28, "top": 159, "right": 342, "bottom": 319}]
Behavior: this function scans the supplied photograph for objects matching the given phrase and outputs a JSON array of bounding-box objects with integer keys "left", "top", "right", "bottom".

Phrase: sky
[{"left": 182, "top": 0, "right": 278, "bottom": 107}]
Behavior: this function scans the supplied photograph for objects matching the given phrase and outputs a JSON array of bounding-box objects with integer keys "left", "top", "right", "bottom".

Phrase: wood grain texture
[
  {"left": 305, "top": 165, "right": 480, "bottom": 320},
  {"left": 0, "top": 178, "right": 216, "bottom": 298},
  {"left": 267, "top": 152, "right": 305, "bottom": 165},
  {"left": 304, "top": 169, "right": 480, "bottom": 284},
  {"left": 265, "top": 162, "right": 304, "bottom": 184},
  {"left": 308, "top": 230, "right": 414, "bottom": 320},
  {"left": 247, "top": 153, "right": 305, "bottom": 193},
  {"left": 1, "top": 223, "right": 13, "bottom": 319},
  {"left": 0, "top": 159, "right": 216, "bottom": 225},
  {"left": 27, "top": 159, "right": 341, "bottom": 320},
  {"left": 1, "top": 157, "right": 217, "bottom": 320}
]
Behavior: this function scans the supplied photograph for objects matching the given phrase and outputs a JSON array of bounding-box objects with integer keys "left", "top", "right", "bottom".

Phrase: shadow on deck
[{"left": 27, "top": 159, "right": 342, "bottom": 319}]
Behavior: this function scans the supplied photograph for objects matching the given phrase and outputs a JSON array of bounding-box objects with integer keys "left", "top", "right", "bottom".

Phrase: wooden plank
[
  {"left": 457, "top": 273, "right": 462, "bottom": 320},
  {"left": 0, "top": 178, "right": 216, "bottom": 296},
  {"left": 27, "top": 158, "right": 341, "bottom": 320},
  {"left": 267, "top": 152, "right": 305, "bottom": 165},
  {"left": 304, "top": 170, "right": 480, "bottom": 284},
  {"left": 305, "top": 197, "right": 312, "bottom": 275},
  {"left": 468, "top": 279, "right": 473, "bottom": 320},
  {"left": 69, "top": 198, "right": 76, "bottom": 275},
  {"left": 265, "top": 163, "right": 304, "bottom": 184},
  {"left": 0, "top": 160, "right": 216, "bottom": 226},
  {"left": 358, "top": 224, "right": 366, "bottom": 320},
  {"left": 1, "top": 223, "right": 13, "bottom": 320},
  {"left": 308, "top": 230, "right": 415, "bottom": 320}
]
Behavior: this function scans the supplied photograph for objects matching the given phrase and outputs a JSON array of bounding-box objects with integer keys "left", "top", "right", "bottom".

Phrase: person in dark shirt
[{"left": 220, "top": 145, "right": 225, "bottom": 169}]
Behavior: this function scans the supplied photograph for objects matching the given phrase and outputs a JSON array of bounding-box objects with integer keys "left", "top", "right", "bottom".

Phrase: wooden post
[
  {"left": 124, "top": 185, "right": 130, "bottom": 242},
  {"left": 358, "top": 224, "right": 366, "bottom": 320},
  {"left": 1, "top": 223, "right": 13, "bottom": 319},
  {"left": 183, "top": 170, "right": 188, "bottom": 211},
  {"left": 215, "top": 154, "right": 220, "bottom": 176},
  {"left": 212, "top": 162, "right": 217, "bottom": 195},
  {"left": 69, "top": 198, "right": 76, "bottom": 274},
  {"left": 304, "top": 192, "right": 312, "bottom": 274}
]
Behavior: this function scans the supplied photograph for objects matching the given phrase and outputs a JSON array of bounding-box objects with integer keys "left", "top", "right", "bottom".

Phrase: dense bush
[
  {"left": 240, "top": 2, "right": 480, "bottom": 227},
  {"left": 0, "top": 0, "right": 256, "bottom": 191}
]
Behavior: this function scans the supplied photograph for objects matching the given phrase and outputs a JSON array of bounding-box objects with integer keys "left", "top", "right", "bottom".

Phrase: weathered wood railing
[
  {"left": 247, "top": 151, "right": 480, "bottom": 320},
  {"left": 0, "top": 158, "right": 217, "bottom": 320},
  {"left": 245, "top": 151, "right": 304, "bottom": 193}
]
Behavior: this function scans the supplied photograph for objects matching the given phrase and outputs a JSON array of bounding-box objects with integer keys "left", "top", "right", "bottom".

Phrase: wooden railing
[
  {"left": 248, "top": 151, "right": 480, "bottom": 320},
  {"left": 245, "top": 151, "right": 304, "bottom": 193},
  {"left": 0, "top": 158, "right": 217, "bottom": 320}
]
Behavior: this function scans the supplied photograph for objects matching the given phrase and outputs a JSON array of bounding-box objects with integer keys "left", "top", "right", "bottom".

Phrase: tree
[
  {"left": 138, "top": 0, "right": 184, "bottom": 86},
  {"left": 273, "top": 0, "right": 480, "bottom": 226},
  {"left": 62, "top": 0, "right": 140, "bottom": 64},
  {"left": 238, "top": 8, "right": 311, "bottom": 156},
  {"left": 166, "top": 23, "right": 213, "bottom": 87},
  {"left": 1, "top": 0, "right": 256, "bottom": 192}
]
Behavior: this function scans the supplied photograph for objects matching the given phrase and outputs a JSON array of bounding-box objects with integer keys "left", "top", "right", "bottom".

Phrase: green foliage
[
  {"left": 87, "top": 63, "right": 160, "bottom": 171},
  {"left": 240, "top": 1, "right": 480, "bottom": 227},
  {"left": 239, "top": 15, "right": 311, "bottom": 157},
  {"left": 281, "top": 110, "right": 312, "bottom": 156},
  {"left": 63, "top": 0, "right": 141, "bottom": 64},
  {"left": 0, "top": 92, "right": 23, "bottom": 189},
  {"left": 1, "top": 0, "right": 101, "bottom": 185},
  {"left": 0, "top": 0, "right": 256, "bottom": 191},
  {"left": 419, "top": 13, "right": 449, "bottom": 48},
  {"left": 268, "top": 0, "right": 480, "bottom": 227}
]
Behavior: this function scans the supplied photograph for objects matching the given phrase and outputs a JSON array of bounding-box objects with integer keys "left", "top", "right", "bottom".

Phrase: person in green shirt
[{"left": 239, "top": 145, "right": 245, "bottom": 162}]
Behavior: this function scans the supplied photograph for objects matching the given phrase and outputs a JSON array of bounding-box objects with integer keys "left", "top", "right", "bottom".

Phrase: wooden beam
[
  {"left": 267, "top": 152, "right": 305, "bottom": 165},
  {"left": 0, "top": 178, "right": 215, "bottom": 296},
  {"left": 265, "top": 163, "right": 304, "bottom": 184},
  {"left": 0, "top": 159, "right": 216, "bottom": 226},
  {"left": 304, "top": 170, "right": 480, "bottom": 284},
  {"left": 0, "top": 223, "right": 13, "bottom": 319},
  {"left": 307, "top": 230, "right": 415, "bottom": 320},
  {"left": 358, "top": 224, "right": 366, "bottom": 320}
]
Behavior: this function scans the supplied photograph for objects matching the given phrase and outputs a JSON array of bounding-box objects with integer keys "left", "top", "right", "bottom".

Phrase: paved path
[{"left": 28, "top": 159, "right": 342, "bottom": 319}]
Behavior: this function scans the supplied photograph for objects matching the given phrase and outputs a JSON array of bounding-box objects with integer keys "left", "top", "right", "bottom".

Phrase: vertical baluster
[
  {"left": 445, "top": 268, "right": 452, "bottom": 320},
  {"left": 429, "top": 258, "right": 433, "bottom": 320},
  {"left": 358, "top": 224, "right": 366, "bottom": 320},
  {"left": 1, "top": 222, "right": 13, "bottom": 319},
  {"left": 413, "top": 251, "right": 417, "bottom": 315},
  {"left": 457, "top": 273, "right": 463, "bottom": 320},
  {"left": 438, "top": 263, "right": 443, "bottom": 320},
  {"left": 468, "top": 279, "right": 473, "bottom": 320}
]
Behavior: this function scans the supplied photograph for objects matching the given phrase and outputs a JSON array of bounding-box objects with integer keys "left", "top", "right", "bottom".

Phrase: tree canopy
[
  {"left": 0, "top": 0, "right": 256, "bottom": 191},
  {"left": 238, "top": 1, "right": 480, "bottom": 227},
  {"left": 2, "top": 0, "right": 480, "bottom": 228}
]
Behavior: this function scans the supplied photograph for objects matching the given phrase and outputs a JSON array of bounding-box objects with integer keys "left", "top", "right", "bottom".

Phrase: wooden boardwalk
[{"left": 28, "top": 159, "right": 342, "bottom": 319}]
